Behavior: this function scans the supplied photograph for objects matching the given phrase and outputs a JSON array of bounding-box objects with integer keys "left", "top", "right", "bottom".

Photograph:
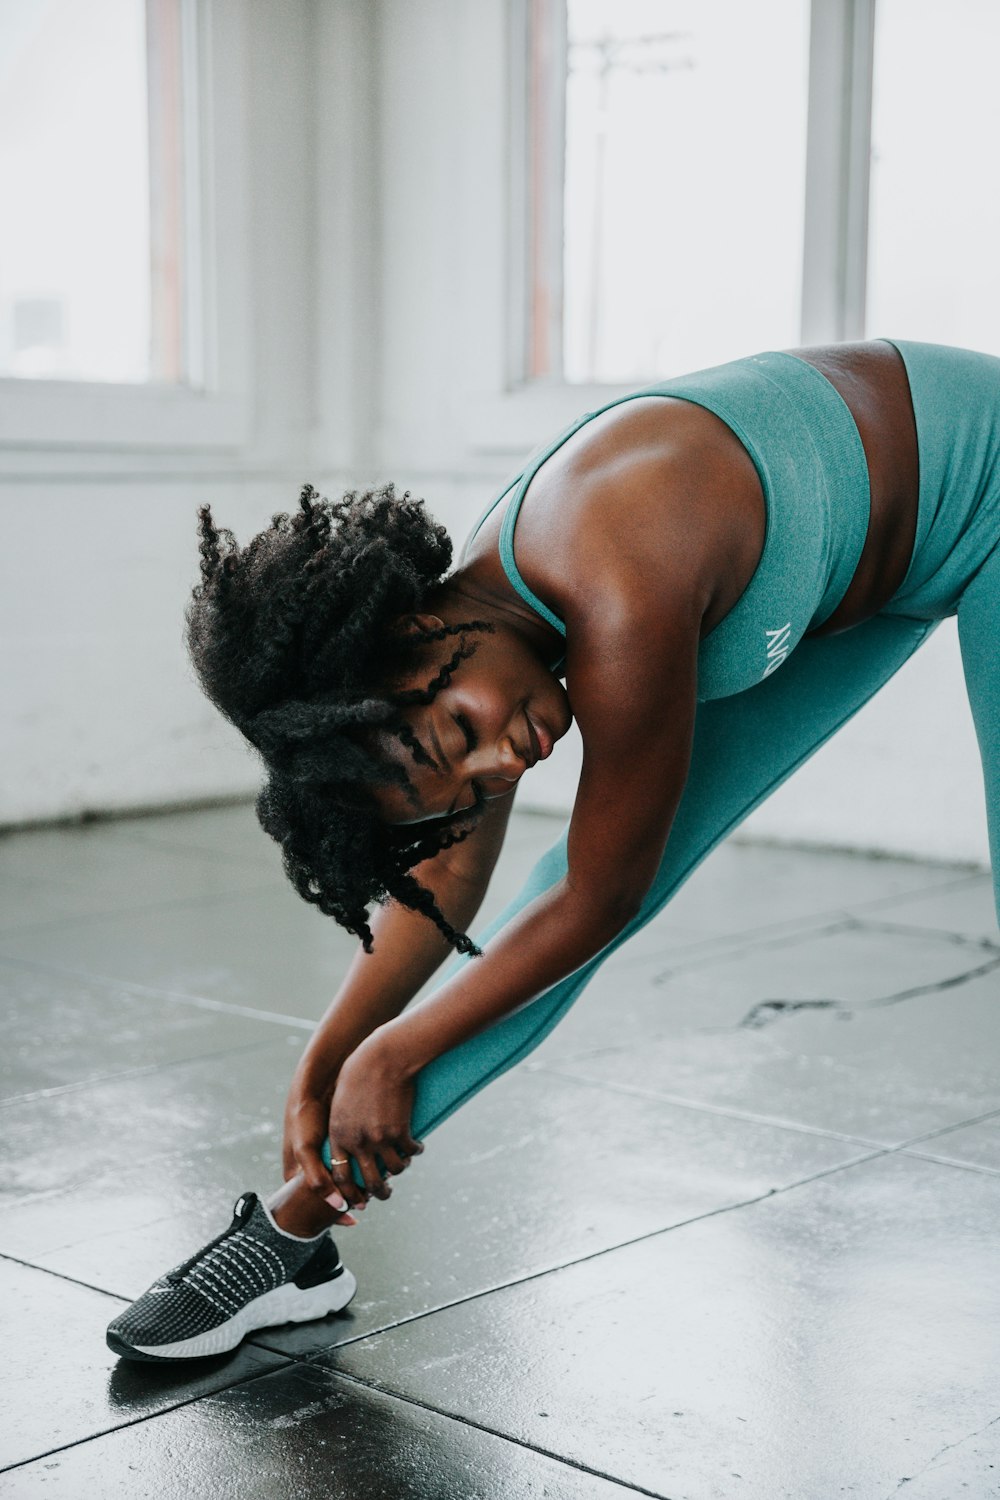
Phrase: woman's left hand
[{"left": 326, "top": 1026, "right": 423, "bottom": 1201}]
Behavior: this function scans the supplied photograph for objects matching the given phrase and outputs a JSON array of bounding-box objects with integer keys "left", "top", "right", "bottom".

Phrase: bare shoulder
[{"left": 509, "top": 394, "right": 765, "bottom": 640}]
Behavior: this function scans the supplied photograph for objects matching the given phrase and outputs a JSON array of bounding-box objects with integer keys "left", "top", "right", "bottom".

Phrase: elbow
[{"left": 563, "top": 879, "right": 646, "bottom": 948}]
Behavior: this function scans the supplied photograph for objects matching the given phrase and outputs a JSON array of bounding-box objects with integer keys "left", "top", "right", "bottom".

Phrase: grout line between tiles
[
  {"left": 608, "top": 867, "right": 989, "bottom": 976},
  {"left": 0, "top": 953, "right": 319, "bottom": 1030},
  {"left": 528, "top": 1063, "right": 888, "bottom": 1148},
  {"left": 893, "top": 1101, "right": 1000, "bottom": 1151},
  {"left": 0, "top": 1248, "right": 141, "bottom": 1305},
  {"left": 0, "top": 1036, "right": 287, "bottom": 1111},
  {"left": 256, "top": 1146, "right": 890, "bottom": 1362},
  {"left": 320, "top": 1366, "right": 672, "bottom": 1499},
  {"left": 0, "top": 1353, "right": 294, "bottom": 1478},
  {"left": 900, "top": 1149, "right": 1000, "bottom": 1178},
  {"left": 0, "top": 876, "right": 291, "bottom": 942},
  {"left": 854, "top": 915, "right": 999, "bottom": 953},
  {"left": 610, "top": 916, "right": 856, "bottom": 976},
  {"left": 534, "top": 1064, "right": 1000, "bottom": 1172}
]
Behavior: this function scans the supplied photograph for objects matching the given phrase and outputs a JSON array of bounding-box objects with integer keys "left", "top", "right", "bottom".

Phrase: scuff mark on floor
[
  {"left": 740, "top": 998, "right": 848, "bottom": 1029},
  {"left": 738, "top": 952, "right": 1000, "bottom": 1029}
]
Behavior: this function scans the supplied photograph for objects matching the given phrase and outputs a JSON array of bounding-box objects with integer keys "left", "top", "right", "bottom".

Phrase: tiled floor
[{"left": 1, "top": 805, "right": 998, "bottom": 1498}]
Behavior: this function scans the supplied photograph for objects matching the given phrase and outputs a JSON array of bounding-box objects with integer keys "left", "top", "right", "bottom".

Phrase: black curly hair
[{"left": 186, "top": 483, "right": 496, "bottom": 955}]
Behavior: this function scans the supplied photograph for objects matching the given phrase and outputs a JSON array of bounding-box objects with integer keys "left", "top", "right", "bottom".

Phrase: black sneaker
[{"left": 106, "top": 1192, "right": 357, "bottom": 1362}]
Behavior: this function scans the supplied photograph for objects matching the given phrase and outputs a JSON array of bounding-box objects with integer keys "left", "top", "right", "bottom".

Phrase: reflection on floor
[{"left": 1, "top": 804, "right": 998, "bottom": 1498}]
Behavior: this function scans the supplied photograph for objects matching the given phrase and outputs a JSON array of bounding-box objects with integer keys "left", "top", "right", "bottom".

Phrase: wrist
[
  {"left": 291, "top": 1051, "right": 339, "bottom": 1099},
  {"left": 367, "top": 1018, "right": 425, "bottom": 1081}
]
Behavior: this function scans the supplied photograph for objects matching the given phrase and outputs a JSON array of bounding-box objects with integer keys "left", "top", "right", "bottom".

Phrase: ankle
[{"left": 267, "top": 1178, "right": 338, "bottom": 1239}]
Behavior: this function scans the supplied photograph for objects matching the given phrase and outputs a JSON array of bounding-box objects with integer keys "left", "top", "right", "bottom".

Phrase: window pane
[
  {"left": 0, "top": 0, "right": 186, "bottom": 384},
  {"left": 866, "top": 0, "right": 1000, "bottom": 356},
  {"left": 553, "top": 0, "right": 809, "bottom": 384}
]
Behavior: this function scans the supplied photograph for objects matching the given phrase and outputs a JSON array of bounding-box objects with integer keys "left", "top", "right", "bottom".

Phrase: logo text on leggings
[{"left": 763, "top": 622, "right": 792, "bottom": 678}]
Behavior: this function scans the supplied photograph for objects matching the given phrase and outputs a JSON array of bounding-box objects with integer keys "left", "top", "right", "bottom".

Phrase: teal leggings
[{"left": 403, "top": 552, "right": 1000, "bottom": 1143}]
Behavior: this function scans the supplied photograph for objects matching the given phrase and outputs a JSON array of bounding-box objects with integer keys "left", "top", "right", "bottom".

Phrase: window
[
  {"left": 523, "top": 0, "right": 1000, "bottom": 391},
  {"left": 526, "top": 0, "right": 810, "bottom": 384},
  {"left": 865, "top": 0, "right": 1000, "bottom": 354},
  {"left": 0, "top": 0, "right": 191, "bottom": 386}
]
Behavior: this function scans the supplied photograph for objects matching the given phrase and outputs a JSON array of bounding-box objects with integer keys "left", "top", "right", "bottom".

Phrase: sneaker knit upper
[{"left": 107, "top": 1193, "right": 332, "bottom": 1348}]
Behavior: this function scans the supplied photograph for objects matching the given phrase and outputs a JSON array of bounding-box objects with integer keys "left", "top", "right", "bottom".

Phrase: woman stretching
[{"left": 107, "top": 339, "right": 1000, "bottom": 1361}]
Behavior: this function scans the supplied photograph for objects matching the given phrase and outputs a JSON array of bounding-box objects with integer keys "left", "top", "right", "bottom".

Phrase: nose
[{"left": 468, "top": 733, "right": 525, "bottom": 786}]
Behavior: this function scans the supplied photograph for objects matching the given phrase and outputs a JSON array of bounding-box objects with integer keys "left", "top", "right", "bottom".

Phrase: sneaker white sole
[{"left": 120, "top": 1267, "right": 358, "bottom": 1361}]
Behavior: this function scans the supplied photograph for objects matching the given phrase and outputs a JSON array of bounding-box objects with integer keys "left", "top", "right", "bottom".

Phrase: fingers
[
  {"left": 296, "top": 1143, "right": 335, "bottom": 1198},
  {"left": 377, "top": 1144, "right": 412, "bottom": 1177},
  {"left": 354, "top": 1148, "right": 392, "bottom": 1201},
  {"left": 327, "top": 1139, "right": 428, "bottom": 1205},
  {"left": 326, "top": 1150, "right": 369, "bottom": 1211}
]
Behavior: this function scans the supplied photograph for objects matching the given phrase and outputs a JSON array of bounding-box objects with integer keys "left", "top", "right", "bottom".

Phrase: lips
[{"left": 524, "top": 707, "right": 553, "bottom": 766}]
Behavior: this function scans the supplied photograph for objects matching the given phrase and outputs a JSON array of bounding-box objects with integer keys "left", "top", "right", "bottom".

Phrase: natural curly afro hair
[{"left": 186, "top": 483, "right": 495, "bottom": 955}]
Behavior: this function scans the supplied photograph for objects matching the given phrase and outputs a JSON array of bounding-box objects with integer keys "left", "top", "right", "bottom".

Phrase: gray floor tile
[
  {"left": 605, "top": 842, "right": 980, "bottom": 963},
  {"left": 2, "top": 1059, "right": 860, "bottom": 1344},
  {"left": 249, "top": 1066, "right": 864, "bottom": 1361},
  {"left": 2, "top": 806, "right": 994, "bottom": 1495},
  {"left": 0, "top": 1036, "right": 303, "bottom": 1212},
  {"left": 0, "top": 1361, "right": 639, "bottom": 1498},
  {"left": 0, "top": 959, "right": 282, "bottom": 1102},
  {"left": 0, "top": 819, "right": 577, "bottom": 1025},
  {"left": 429, "top": 819, "right": 969, "bottom": 966},
  {"left": 0, "top": 1257, "right": 286, "bottom": 1473},
  {"left": 854, "top": 873, "right": 998, "bottom": 943},
  {"left": 323, "top": 1153, "right": 1000, "bottom": 1499},
  {"left": 533, "top": 925, "right": 1000, "bottom": 1144},
  {"left": 904, "top": 1113, "right": 1000, "bottom": 1174},
  {"left": 0, "top": 819, "right": 282, "bottom": 936},
  {"left": 108, "top": 802, "right": 287, "bottom": 870},
  {"left": 0, "top": 886, "right": 357, "bottom": 1023}
]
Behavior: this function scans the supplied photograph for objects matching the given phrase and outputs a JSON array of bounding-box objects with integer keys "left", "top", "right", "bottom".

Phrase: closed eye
[{"left": 455, "top": 712, "right": 478, "bottom": 753}]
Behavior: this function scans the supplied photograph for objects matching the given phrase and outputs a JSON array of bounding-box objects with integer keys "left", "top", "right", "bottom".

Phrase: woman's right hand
[{"left": 282, "top": 1077, "right": 360, "bottom": 1223}]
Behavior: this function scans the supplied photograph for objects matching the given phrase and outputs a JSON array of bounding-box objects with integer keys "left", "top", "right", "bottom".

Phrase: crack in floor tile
[
  {"left": 884, "top": 1411, "right": 1000, "bottom": 1496},
  {"left": 737, "top": 950, "right": 1000, "bottom": 1029}
]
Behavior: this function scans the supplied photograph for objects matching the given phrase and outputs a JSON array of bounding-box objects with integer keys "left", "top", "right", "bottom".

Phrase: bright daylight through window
[
  {"left": 0, "top": 0, "right": 187, "bottom": 385},
  {"left": 865, "top": 0, "right": 1000, "bottom": 356},
  {"left": 528, "top": 0, "right": 1000, "bottom": 387},
  {"left": 528, "top": 0, "right": 810, "bottom": 385}
]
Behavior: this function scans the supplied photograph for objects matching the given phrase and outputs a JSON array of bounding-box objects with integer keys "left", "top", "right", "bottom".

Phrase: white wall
[
  {"left": 1, "top": 0, "right": 991, "bottom": 872},
  {"left": 1, "top": 0, "right": 325, "bottom": 824}
]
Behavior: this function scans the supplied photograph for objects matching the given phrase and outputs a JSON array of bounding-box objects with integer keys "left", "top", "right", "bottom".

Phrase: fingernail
[
  {"left": 325, "top": 1192, "right": 348, "bottom": 1211},
  {"left": 339, "top": 1214, "right": 358, "bottom": 1226}
]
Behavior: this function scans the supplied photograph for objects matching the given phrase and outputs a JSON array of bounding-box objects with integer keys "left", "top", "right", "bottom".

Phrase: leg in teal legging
[
  {"left": 957, "top": 542, "right": 1000, "bottom": 904},
  {"left": 407, "top": 610, "right": 959, "bottom": 1140}
]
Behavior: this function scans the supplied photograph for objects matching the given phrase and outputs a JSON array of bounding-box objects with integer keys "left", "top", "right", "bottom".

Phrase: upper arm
[{"left": 560, "top": 543, "right": 708, "bottom": 923}]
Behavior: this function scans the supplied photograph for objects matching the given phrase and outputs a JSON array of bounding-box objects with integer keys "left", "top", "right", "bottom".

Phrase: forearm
[
  {"left": 375, "top": 878, "right": 633, "bottom": 1078},
  {"left": 293, "top": 870, "right": 489, "bottom": 1090}
]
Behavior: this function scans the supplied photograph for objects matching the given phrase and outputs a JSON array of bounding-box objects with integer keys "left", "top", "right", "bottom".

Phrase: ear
[{"left": 395, "top": 612, "right": 446, "bottom": 638}]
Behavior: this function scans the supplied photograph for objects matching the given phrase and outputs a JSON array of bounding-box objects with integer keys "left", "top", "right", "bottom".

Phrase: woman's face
[{"left": 372, "top": 617, "right": 572, "bottom": 826}]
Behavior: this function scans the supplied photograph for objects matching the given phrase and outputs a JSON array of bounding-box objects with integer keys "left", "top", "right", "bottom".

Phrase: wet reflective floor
[{"left": 1, "top": 805, "right": 998, "bottom": 1498}]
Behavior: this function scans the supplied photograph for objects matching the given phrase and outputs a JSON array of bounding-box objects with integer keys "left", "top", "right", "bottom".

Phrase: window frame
[
  {"left": 489, "top": 0, "right": 875, "bottom": 436},
  {"left": 0, "top": 0, "right": 252, "bottom": 461}
]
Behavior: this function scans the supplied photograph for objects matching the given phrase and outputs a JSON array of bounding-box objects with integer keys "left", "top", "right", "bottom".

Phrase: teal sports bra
[{"left": 462, "top": 352, "right": 871, "bottom": 701}]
